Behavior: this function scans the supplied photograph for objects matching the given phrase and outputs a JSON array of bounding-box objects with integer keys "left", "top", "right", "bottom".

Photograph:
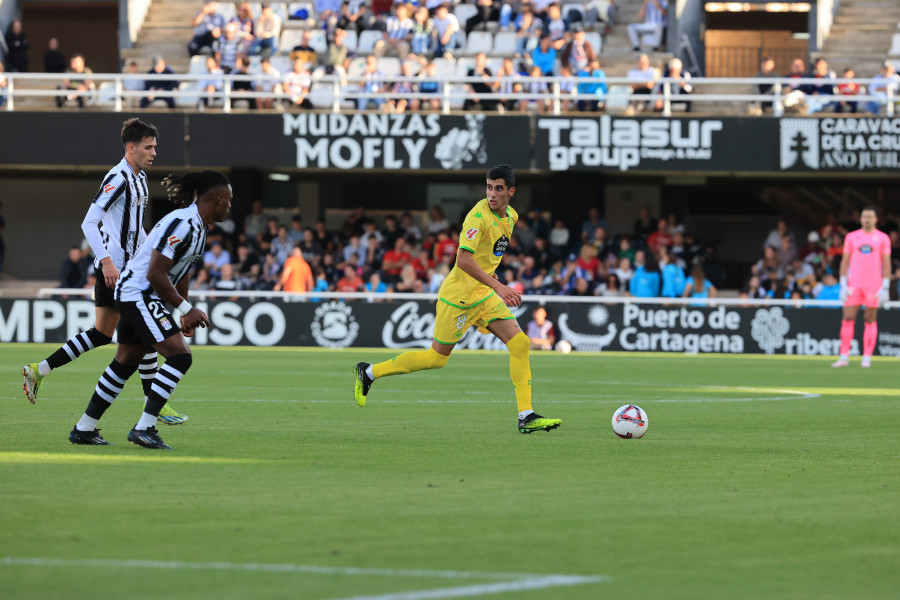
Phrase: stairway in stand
[
  {"left": 816, "top": 0, "right": 900, "bottom": 77},
  {"left": 122, "top": 0, "right": 201, "bottom": 73}
]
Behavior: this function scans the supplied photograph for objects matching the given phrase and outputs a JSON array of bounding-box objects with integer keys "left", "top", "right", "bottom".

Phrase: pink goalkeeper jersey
[{"left": 844, "top": 228, "right": 890, "bottom": 289}]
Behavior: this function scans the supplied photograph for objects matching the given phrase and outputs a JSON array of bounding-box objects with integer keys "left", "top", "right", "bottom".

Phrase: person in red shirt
[
  {"left": 381, "top": 237, "right": 412, "bottom": 284},
  {"left": 647, "top": 218, "right": 673, "bottom": 254},
  {"left": 411, "top": 249, "right": 433, "bottom": 280},
  {"left": 836, "top": 67, "right": 859, "bottom": 114},
  {"left": 576, "top": 244, "right": 601, "bottom": 281},
  {"left": 433, "top": 230, "right": 458, "bottom": 265},
  {"left": 336, "top": 265, "right": 364, "bottom": 293}
]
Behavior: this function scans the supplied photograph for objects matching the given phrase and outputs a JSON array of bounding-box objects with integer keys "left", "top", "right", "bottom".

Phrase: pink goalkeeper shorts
[{"left": 846, "top": 287, "right": 881, "bottom": 308}]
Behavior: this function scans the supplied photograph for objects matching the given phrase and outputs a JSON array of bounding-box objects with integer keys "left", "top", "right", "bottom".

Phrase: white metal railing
[
  {"left": 2, "top": 72, "right": 897, "bottom": 117},
  {"left": 35, "top": 287, "right": 900, "bottom": 309}
]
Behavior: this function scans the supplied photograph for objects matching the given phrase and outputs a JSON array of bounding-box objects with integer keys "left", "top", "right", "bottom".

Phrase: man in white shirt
[
  {"left": 628, "top": 0, "right": 667, "bottom": 52},
  {"left": 432, "top": 3, "right": 461, "bottom": 58}
]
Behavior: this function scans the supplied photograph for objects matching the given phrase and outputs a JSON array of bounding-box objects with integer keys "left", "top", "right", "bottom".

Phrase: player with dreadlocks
[
  {"left": 24, "top": 118, "right": 189, "bottom": 426},
  {"left": 67, "top": 171, "right": 232, "bottom": 449}
]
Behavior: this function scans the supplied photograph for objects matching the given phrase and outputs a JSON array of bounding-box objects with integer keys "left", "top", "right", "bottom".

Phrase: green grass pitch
[{"left": 2, "top": 344, "right": 899, "bottom": 599}]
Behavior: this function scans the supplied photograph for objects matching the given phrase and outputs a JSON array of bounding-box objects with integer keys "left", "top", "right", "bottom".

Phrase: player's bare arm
[
  {"left": 456, "top": 249, "right": 522, "bottom": 307},
  {"left": 175, "top": 273, "right": 196, "bottom": 337},
  {"left": 147, "top": 250, "right": 209, "bottom": 330}
]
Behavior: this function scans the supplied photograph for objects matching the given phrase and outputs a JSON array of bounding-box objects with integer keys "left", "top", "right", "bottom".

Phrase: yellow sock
[
  {"left": 372, "top": 347, "right": 449, "bottom": 378},
  {"left": 506, "top": 332, "right": 532, "bottom": 413}
]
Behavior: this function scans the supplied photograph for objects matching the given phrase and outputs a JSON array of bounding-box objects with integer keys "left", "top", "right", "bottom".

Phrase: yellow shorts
[{"left": 433, "top": 294, "right": 515, "bottom": 345}]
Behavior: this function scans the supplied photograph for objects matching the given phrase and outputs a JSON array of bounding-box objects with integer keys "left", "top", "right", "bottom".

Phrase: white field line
[
  {"left": 0, "top": 558, "right": 606, "bottom": 599},
  {"left": 332, "top": 575, "right": 607, "bottom": 600}
]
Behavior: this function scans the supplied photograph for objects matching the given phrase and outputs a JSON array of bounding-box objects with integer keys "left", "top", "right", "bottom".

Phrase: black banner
[{"left": 5, "top": 297, "right": 900, "bottom": 357}]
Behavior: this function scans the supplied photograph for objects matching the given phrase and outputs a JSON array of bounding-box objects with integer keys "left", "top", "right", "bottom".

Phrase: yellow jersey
[{"left": 438, "top": 198, "right": 517, "bottom": 308}]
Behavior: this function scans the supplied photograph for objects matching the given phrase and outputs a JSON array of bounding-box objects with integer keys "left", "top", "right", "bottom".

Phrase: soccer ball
[
  {"left": 611, "top": 405, "right": 648, "bottom": 439},
  {"left": 555, "top": 340, "right": 572, "bottom": 354}
]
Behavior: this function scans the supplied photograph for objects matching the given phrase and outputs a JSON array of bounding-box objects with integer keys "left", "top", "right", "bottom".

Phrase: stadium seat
[
  {"left": 343, "top": 29, "right": 358, "bottom": 51},
  {"left": 279, "top": 29, "right": 304, "bottom": 54},
  {"left": 448, "top": 84, "right": 466, "bottom": 109},
  {"left": 455, "top": 56, "right": 475, "bottom": 76},
  {"left": 604, "top": 85, "right": 632, "bottom": 113},
  {"left": 493, "top": 31, "right": 517, "bottom": 56},
  {"left": 175, "top": 82, "right": 201, "bottom": 108},
  {"left": 269, "top": 55, "right": 292, "bottom": 74},
  {"left": 307, "top": 28, "right": 328, "bottom": 53},
  {"left": 890, "top": 33, "right": 900, "bottom": 57},
  {"left": 285, "top": 2, "right": 315, "bottom": 27},
  {"left": 270, "top": 2, "right": 288, "bottom": 23},
  {"left": 464, "top": 31, "right": 493, "bottom": 56},
  {"left": 347, "top": 56, "right": 368, "bottom": 79},
  {"left": 248, "top": 2, "right": 262, "bottom": 17},
  {"left": 189, "top": 55, "right": 209, "bottom": 74},
  {"left": 585, "top": 31, "right": 602, "bottom": 54},
  {"left": 562, "top": 4, "right": 585, "bottom": 24},
  {"left": 379, "top": 57, "right": 401, "bottom": 77},
  {"left": 308, "top": 72, "right": 338, "bottom": 108},
  {"left": 454, "top": 3, "right": 478, "bottom": 27},
  {"left": 357, "top": 30, "right": 382, "bottom": 54},
  {"left": 95, "top": 82, "right": 117, "bottom": 107},
  {"left": 432, "top": 57, "right": 456, "bottom": 77}
]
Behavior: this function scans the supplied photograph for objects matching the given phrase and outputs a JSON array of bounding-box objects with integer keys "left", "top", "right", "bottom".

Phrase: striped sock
[
  {"left": 139, "top": 353, "right": 192, "bottom": 429},
  {"left": 45, "top": 328, "right": 112, "bottom": 371},
  {"left": 139, "top": 352, "right": 159, "bottom": 406},
  {"left": 75, "top": 360, "right": 139, "bottom": 431}
]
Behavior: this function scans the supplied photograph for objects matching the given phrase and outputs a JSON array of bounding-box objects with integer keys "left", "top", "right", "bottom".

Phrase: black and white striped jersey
[
  {"left": 81, "top": 157, "right": 150, "bottom": 271},
  {"left": 115, "top": 203, "right": 207, "bottom": 303}
]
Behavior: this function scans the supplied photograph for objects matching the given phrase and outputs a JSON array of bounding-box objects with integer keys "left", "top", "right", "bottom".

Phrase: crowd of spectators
[
  {"left": 57, "top": 198, "right": 731, "bottom": 303},
  {"left": 746, "top": 213, "right": 900, "bottom": 302}
]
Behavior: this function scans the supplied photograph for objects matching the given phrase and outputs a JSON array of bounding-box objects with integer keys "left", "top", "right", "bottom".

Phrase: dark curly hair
[{"left": 161, "top": 170, "right": 230, "bottom": 208}]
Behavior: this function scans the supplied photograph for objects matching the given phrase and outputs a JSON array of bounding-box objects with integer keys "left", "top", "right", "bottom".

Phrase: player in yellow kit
[{"left": 353, "top": 165, "right": 561, "bottom": 434}]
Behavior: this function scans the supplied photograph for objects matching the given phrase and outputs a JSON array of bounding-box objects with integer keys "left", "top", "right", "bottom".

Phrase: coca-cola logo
[{"left": 381, "top": 301, "right": 526, "bottom": 350}]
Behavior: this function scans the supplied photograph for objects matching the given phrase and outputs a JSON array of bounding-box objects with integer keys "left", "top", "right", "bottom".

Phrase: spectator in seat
[
  {"left": 376, "top": 3, "right": 413, "bottom": 58},
  {"left": 339, "top": 0, "right": 369, "bottom": 34},
  {"left": 189, "top": 1, "right": 226, "bottom": 56},
  {"left": 560, "top": 26, "right": 595, "bottom": 74},
  {"left": 530, "top": 35, "right": 557, "bottom": 77},
  {"left": 867, "top": 61, "right": 900, "bottom": 115},
  {"left": 198, "top": 55, "right": 224, "bottom": 108},
  {"left": 44, "top": 37, "right": 66, "bottom": 73},
  {"left": 283, "top": 57, "right": 313, "bottom": 109},
  {"left": 514, "top": 5, "right": 542, "bottom": 58},
  {"left": 659, "top": 245, "right": 686, "bottom": 298},
  {"left": 289, "top": 29, "right": 317, "bottom": 67},
  {"left": 121, "top": 60, "right": 144, "bottom": 106},
  {"left": 683, "top": 263, "right": 716, "bottom": 302},
  {"left": 5, "top": 19, "right": 30, "bottom": 72},
  {"left": 543, "top": 3, "right": 569, "bottom": 51},
  {"left": 253, "top": 57, "right": 281, "bottom": 109},
  {"left": 633, "top": 205, "right": 655, "bottom": 242},
  {"left": 585, "top": 0, "right": 617, "bottom": 35},
  {"left": 836, "top": 67, "right": 859, "bottom": 114},
  {"left": 60, "top": 246, "right": 89, "bottom": 288},
  {"left": 410, "top": 6, "right": 435, "bottom": 58},
  {"left": 251, "top": 3, "right": 282, "bottom": 57},
  {"left": 270, "top": 225, "right": 293, "bottom": 267},
  {"left": 654, "top": 57, "right": 691, "bottom": 112},
  {"left": 214, "top": 22, "right": 245, "bottom": 73},
  {"left": 527, "top": 305, "right": 556, "bottom": 350},
  {"left": 647, "top": 218, "right": 672, "bottom": 254},
  {"left": 357, "top": 55, "right": 385, "bottom": 111},
  {"left": 203, "top": 241, "right": 231, "bottom": 279},
  {"left": 627, "top": 53, "right": 657, "bottom": 110},
  {"left": 336, "top": 264, "right": 365, "bottom": 293},
  {"left": 520, "top": 64, "right": 550, "bottom": 113},
  {"left": 230, "top": 2, "right": 256, "bottom": 54},
  {"left": 230, "top": 55, "right": 255, "bottom": 108},
  {"left": 628, "top": 0, "right": 667, "bottom": 52},
  {"left": 494, "top": 57, "right": 522, "bottom": 112},
  {"left": 316, "top": 0, "right": 344, "bottom": 29},
  {"left": 57, "top": 53, "right": 94, "bottom": 108},
  {"left": 786, "top": 57, "right": 806, "bottom": 91},
  {"left": 320, "top": 27, "right": 351, "bottom": 80},
  {"left": 576, "top": 58, "right": 607, "bottom": 112},
  {"left": 466, "top": 0, "right": 502, "bottom": 34},
  {"left": 141, "top": 55, "right": 177, "bottom": 109},
  {"left": 381, "top": 237, "right": 412, "bottom": 285},
  {"left": 805, "top": 57, "right": 837, "bottom": 114},
  {"left": 415, "top": 60, "right": 443, "bottom": 111},
  {"left": 463, "top": 52, "right": 497, "bottom": 111},
  {"left": 432, "top": 3, "right": 461, "bottom": 58},
  {"left": 629, "top": 250, "right": 661, "bottom": 298}
]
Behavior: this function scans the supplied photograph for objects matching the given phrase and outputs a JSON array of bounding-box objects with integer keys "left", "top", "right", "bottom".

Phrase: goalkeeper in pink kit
[{"left": 832, "top": 207, "right": 892, "bottom": 368}]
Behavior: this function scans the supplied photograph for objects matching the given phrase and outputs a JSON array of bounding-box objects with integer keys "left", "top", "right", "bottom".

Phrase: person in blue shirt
[
  {"left": 576, "top": 59, "right": 607, "bottom": 111},
  {"left": 683, "top": 264, "right": 716, "bottom": 304},
  {"left": 814, "top": 271, "right": 841, "bottom": 302},
  {"left": 659, "top": 245, "right": 685, "bottom": 298},
  {"left": 629, "top": 250, "right": 661, "bottom": 297},
  {"left": 530, "top": 35, "right": 557, "bottom": 76}
]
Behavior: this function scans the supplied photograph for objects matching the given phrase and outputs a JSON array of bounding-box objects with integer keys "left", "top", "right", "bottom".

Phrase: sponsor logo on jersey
[
  {"left": 104, "top": 183, "right": 117, "bottom": 194},
  {"left": 493, "top": 235, "right": 509, "bottom": 257},
  {"left": 860, "top": 244, "right": 873, "bottom": 254},
  {"left": 465, "top": 228, "right": 479, "bottom": 240},
  {"left": 167, "top": 235, "right": 181, "bottom": 247}
]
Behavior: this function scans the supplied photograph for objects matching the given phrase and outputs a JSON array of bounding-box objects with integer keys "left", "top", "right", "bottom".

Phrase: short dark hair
[
  {"left": 121, "top": 118, "right": 159, "bottom": 146},
  {"left": 487, "top": 164, "right": 515, "bottom": 188},
  {"left": 861, "top": 205, "right": 878, "bottom": 215}
]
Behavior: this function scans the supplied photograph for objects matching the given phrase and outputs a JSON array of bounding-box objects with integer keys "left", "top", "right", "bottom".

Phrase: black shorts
[
  {"left": 94, "top": 266, "right": 116, "bottom": 308},
  {"left": 116, "top": 296, "right": 182, "bottom": 348}
]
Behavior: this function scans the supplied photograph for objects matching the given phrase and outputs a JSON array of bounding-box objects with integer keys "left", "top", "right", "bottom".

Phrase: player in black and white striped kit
[
  {"left": 70, "top": 171, "right": 231, "bottom": 449},
  {"left": 23, "top": 118, "right": 188, "bottom": 426}
]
